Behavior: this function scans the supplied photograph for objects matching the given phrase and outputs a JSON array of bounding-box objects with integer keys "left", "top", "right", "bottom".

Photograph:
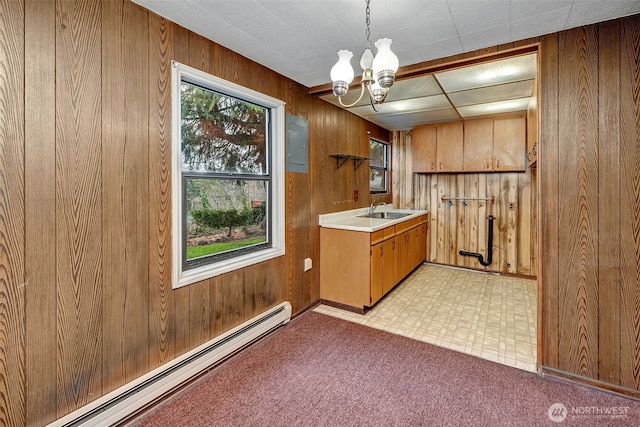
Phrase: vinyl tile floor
[{"left": 313, "top": 263, "right": 538, "bottom": 372}]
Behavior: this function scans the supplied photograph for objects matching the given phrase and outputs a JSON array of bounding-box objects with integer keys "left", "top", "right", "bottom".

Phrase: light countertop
[{"left": 319, "top": 205, "right": 428, "bottom": 232}]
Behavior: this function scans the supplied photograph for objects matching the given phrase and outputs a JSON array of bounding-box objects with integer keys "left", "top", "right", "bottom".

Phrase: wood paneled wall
[
  {"left": 540, "top": 16, "right": 640, "bottom": 394},
  {"left": 0, "top": 0, "right": 388, "bottom": 424},
  {"left": 392, "top": 131, "right": 538, "bottom": 276}
]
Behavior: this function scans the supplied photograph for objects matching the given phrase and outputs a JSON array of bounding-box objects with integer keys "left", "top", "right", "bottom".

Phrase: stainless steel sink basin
[{"left": 358, "top": 211, "right": 412, "bottom": 219}]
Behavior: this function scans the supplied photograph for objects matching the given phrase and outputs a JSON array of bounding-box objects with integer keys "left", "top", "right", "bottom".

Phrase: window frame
[
  {"left": 171, "top": 61, "right": 285, "bottom": 289},
  {"left": 369, "top": 138, "right": 390, "bottom": 194}
]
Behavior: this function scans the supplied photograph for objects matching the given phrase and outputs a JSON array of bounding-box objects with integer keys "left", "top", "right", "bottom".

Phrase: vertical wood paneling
[
  {"left": 55, "top": 0, "right": 103, "bottom": 413},
  {"left": 101, "top": 0, "right": 150, "bottom": 393},
  {"left": 148, "top": 12, "right": 174, "bottom": 368},
  {"left": 0, "top": 0, "right": 25, "bottom": 425},
  {"left": 187, "top": 32, "right": 211, "bottom": 348},
  {"left": 393, "top": 130, "right": 536, "bottom": 276},
  {"left": 619, "top": 15, "right": 640, "bottom": 391},
  {"left": 25, "top": 0, "right": 56, "bottom": 424},
  {"left": 171, "top": 23, "right": 192, "bottom": 358},
  {"left": 540, "top": 32, "right": 560, "bottom": 369},
  {"left": 597, "top": 19, "right": 622, "bottom": 385},
  {"left": 556, "top": 26, "right": 599, "bottom": 379}
]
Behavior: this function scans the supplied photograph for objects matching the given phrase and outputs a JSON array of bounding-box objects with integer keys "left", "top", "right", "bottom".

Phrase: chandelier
[{"left": 330, "top": 0, "right": 399, "bottom": 111}]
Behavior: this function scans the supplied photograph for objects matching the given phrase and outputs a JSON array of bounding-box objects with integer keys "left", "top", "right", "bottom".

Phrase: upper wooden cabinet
[
  {"left": 463, "top": 119, "right": 493, "bottom": 171},
  {"left": 412, "top": 122, "right": 463, "bottom": 173},
  {"left": 412, "top": 125, "right": 437, "bottom": 172},
  {"left": 436, "top": 123, "right": 464, "bottom": 172},
  {"left": 493, "top": 118, "right": 526, "bottom": 171},
  {"left": 413, "top": 117, "right": 526, "bottom": 173}
]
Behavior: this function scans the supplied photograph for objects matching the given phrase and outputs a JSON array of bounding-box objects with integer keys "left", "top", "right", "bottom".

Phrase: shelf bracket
[{"left": 329, "top": 154, "right": 371, "bottom": 171}]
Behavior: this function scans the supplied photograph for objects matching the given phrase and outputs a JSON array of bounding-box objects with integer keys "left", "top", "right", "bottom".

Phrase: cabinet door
[
  {"left": 395, "top": 230, "right": 408, "bottom": 283},
  {"left": 370, "top": 243, "right": 384, "bottom": 305},
  {"left": 419, "top": 223, "right": 428, "bottom": 262},
  {"left": 436, "top": 122, "right": 464, "bottom": 172},
  {"left": 382, "top": 238, "right": 396, "bottom": 295},
  {"left": 463, "top": 119, "right": 493, "bottom": 171},
  {"left": 493, "top": 118, "right": 526, "bottom": 171},
  {"left": 412, "top": 125, "right": 437, "bottom": 172}
]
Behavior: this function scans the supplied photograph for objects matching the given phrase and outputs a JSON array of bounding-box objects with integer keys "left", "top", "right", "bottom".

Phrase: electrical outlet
[
  {"left": 304, "top": 258, "right": 312, "bottom": 271},
  {"left": 353, "top": 190, "right": 359, "bottom": 201}
]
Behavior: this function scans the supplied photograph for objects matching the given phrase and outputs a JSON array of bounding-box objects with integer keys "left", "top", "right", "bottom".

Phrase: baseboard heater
[{"left": 49, "top": 301, "right": 292, "bottom": 427}]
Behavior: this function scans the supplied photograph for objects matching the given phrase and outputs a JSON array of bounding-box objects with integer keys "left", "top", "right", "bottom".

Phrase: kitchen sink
[{"left": 358, "top": 211, "right": 412, "bottom": 220}]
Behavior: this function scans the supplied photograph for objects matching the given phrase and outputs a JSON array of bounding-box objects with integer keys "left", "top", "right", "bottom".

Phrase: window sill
[{"left": 173, "top": 247, "right": 285, "bottom": 289}]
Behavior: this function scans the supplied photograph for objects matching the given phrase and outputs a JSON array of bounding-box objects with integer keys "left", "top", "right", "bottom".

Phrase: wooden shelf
[{"left": 329, "top": 154, "right": 370, "bottom": 170}]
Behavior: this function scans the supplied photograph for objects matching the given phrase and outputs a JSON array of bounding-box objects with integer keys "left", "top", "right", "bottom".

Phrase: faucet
[{"left": 369, "top": 201, "right": 387, "bottom": 215}]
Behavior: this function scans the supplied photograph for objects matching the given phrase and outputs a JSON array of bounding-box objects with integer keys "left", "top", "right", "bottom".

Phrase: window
[
  {"left": 172, "top": 62, "right": 285, "bottom": 288},
  {"left": 370, "top": 139, "right": 389, "bottom": 194}
]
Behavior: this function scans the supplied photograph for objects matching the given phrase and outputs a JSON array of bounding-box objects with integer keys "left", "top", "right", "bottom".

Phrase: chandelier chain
[{"left": 365, "top": 0, "right": 371, "bottom": 50}]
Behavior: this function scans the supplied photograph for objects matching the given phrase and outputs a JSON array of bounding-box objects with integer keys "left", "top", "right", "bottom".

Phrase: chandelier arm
[{"left": 337, "top": 81, "right": 369, "bottom": 108}]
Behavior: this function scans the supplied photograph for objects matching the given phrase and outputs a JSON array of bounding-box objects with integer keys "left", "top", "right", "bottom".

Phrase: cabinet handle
[
  {"left": 496, "top": 160, "right": 501, "bottom": 168},
  {"left": 392, "top": 240, "right": 395, "bottom": 249},
  {"left": 439, "top": 162, "right": 442, "bottom": 170},
  {"left": 431, "top": 161, "right": 435, "bottom": 170},
  {"left": 380, "top": 247, "right": 383, "bottom": 256}
]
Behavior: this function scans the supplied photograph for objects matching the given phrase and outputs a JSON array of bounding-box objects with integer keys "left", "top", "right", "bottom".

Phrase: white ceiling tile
[
  {"left": 447, "top": 0, "right": 497, "bottom": 14},
  {"left": 510, "top": 0, "right": 574, "bottom": 21},
  {"left": 268, "top": 1, "right": 336, "bottom": 33},
  {"left": 458, "top": 23, "right": 511, "bottom": 52},
  {"left": 386, "top": 0, "right": 452, "bottom": 28},
  {"left": 189, "top": 0, "right": 268, "bottom": 25},
  {"left": 402, "top": 15, "right": 459, "bottom": 47},
  {"left": 414, "top": 36, "right": 465, "bottom": 62},
  {"left": 566, "top": 1, "right": 640, "bottom": 29},
  {"left": 451, "top": 0, "right": 511, "bottom": 34},
  {"left": 510, "top": 7, "right": 572, "bottom": 41}
]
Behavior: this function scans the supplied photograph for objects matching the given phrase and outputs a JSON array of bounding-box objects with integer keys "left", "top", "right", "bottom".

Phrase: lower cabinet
[{"left": 320, "top": 214, "right": 428, "bottom": 311}]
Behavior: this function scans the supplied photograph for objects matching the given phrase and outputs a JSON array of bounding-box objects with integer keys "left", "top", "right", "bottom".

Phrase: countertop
[{"left": 319, "top": 205, "right": 428, "bottom": 232}]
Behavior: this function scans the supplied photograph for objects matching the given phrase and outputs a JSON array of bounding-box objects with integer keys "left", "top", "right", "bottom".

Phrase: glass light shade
[
  {"left": 330, "top": 50, "right": 355, "bottom": 84},
  {"left": 359, "top": 47, "right": 374, "bottom": 71},
  {"left": 372, "top": 38, "right": 399, "bottom": 89},
  {"left": 372, "top": 38, "right": 399, "bottom": 74},
  {"left": 369, "top": 79, "right": 388, "bottom": 103}
]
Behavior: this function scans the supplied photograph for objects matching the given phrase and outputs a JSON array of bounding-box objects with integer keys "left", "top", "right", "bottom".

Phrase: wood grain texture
[
  {"left": 187, "top": 32, "right": 211, "bottom": 348},
  {"left": 25, "top": 0, "right": 56, "bottom": 424},
  {"left": 55, "top": 0, "right": 103, "bottom": 413},
  {"left": 101, "top": 0, "right": 150, "bottom": 393},
  {"left": 147, "top": 10, "right": 174, "bottom": 368},
  {"left": 540, "top": 33, "right": 560, "bottom": 370},
  {"left": 398, "top": 143, "right": 536, "bottom": 276},
  {"left": 0, "top": 0, "right": 25, "bottom": 425},
  {"left": 619, "top": 14, "right": 640, "bottom": 392},
  {"left": 597, "top": 19, "right": 622, "bottom": 386},
  {"left": 171, "top": 23, "right": 192, "bottom": 359},
  {"left": 556, "top": 25, "right": 599, "bottom": 379}
]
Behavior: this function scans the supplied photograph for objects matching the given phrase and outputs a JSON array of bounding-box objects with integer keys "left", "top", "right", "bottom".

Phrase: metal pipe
[{"left": 459, "top": 215, "right": 496, "bottom": 266}]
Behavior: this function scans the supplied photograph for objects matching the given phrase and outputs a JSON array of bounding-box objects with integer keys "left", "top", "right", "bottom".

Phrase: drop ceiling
[
  {"left": 320, "top": 52, "right": 537, "bottom": 130},
  {"left": 132, "top": 0, "right": 640, "bottom": 130}
]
